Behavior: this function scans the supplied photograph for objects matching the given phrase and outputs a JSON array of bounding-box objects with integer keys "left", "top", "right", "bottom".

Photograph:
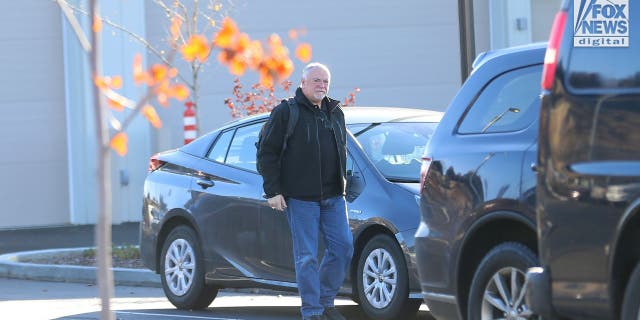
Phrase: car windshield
[{"left": 348, "top": 122, "right": 438, "bottom": 182}]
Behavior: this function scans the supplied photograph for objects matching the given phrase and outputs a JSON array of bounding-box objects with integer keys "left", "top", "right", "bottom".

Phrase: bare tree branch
[
  {"left": 56, "top": 0, "right": 91, "bottom": 51},
  {"left": 60, "top": 0, "right": 193, "bottom": 87}
]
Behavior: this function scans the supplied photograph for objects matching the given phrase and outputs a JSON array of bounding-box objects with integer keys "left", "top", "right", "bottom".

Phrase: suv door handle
[{"left": 196, "top": 179, "right": 215, "bottom": 189}]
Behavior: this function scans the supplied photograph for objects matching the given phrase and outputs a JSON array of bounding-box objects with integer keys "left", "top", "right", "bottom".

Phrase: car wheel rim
[
  {"left": 362, "top": 248, "right": 397, "bottom": 309},
  {"left": 164, "top": 238, "right": 196, "bottom": 296},
  {"left": 481, "top": 267, "right": 534, "bottom": 320}
]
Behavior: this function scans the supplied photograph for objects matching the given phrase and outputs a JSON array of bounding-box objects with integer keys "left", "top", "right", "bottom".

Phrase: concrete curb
[{"left": 0, "top": 248, "right": 160, "bottom": 287}]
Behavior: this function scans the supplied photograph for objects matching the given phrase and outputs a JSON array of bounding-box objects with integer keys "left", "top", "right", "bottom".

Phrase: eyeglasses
[{"left": 312, "top": 78, "right": 330, "bottom": 85}]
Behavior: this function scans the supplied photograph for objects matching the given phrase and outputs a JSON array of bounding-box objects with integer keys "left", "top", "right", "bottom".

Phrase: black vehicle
[
  {"left": 526, "top": 1, "right": 640, "bottom": 319},
  {"left": 140, "top": 107, "right": 442, "bottom": 320},
  {"left": 414, "top": 43, "right": 546, "bottom": 320}
]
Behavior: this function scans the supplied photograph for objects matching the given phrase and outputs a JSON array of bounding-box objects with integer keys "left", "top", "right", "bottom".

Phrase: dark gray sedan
[{"left": 140, "top": 107, "right": 441, "bottom": 320}]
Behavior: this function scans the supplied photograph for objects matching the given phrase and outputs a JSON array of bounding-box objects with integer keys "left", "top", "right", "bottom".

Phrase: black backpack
[{"left": 256, "top": 98, "right": 299, "bottom": 175}]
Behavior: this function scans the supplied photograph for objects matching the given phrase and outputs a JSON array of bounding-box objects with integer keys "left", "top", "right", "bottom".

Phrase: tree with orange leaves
[
  {"left": 55, "top": 1, "right": 313, "bottom": 319},
  {"left": 61, "top": 0, "right": 313, "bottom": 135}
]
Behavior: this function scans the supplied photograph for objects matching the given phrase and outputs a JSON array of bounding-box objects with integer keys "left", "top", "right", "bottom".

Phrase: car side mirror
[{"left": 346, "top": 172, "right": 364, "bottom": 202}]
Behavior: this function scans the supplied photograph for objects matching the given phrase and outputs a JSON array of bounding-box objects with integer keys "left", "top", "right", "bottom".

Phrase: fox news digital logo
[{"left": 574, "top": 0, "right": 629, "bottom": 47}]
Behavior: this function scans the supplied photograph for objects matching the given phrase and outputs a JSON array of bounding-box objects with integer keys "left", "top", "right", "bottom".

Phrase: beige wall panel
[
  {"left": 146, "top": 0, "right": 462, "bottom": 151},
  {"left": 532, "top": 0, "right": 560, "bottom": 42},
  {"left": 0, "top": 1, "right": 69, "bottom": 228}
]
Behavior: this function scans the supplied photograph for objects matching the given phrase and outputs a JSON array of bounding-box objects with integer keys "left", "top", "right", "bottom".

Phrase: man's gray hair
[{"left": 301, "top": 62, "right": 331, "bottom": 81}]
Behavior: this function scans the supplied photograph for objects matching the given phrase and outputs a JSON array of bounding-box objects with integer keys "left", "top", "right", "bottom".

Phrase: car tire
[
  {"left": 622, "top": 262, "right": 640, "bottom": 319},
  {"left": 160, "top": 225, "right": 218, "bottom": 309},
  {"left": 468, "top": 242, "right": 539, "bottom": 320},
  {"left": 356, "top": 234, "right": 420, "bottom": 320}
]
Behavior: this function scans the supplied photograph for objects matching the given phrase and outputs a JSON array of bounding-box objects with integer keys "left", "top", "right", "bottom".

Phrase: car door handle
[
  {"left": 196, "top": 179, "right": 214, "bottom": 189},
  {"left": 530, "top": 162, "right": 538, "bottom": 172}
]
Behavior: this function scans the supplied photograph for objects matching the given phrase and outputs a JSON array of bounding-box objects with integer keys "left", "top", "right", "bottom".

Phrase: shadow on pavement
[{"left": 55, "top": 305, "right": 435, "bottom": 320}]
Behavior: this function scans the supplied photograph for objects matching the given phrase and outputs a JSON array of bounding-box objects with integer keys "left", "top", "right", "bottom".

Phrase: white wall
[
  {"left": 145, "top": 0, "right": 463, "bottom": 152},
  {"left": 0, "top": 0, "right": 560, "bottom": 228},
  {"left": 0, "top": 1, "right": 70, "bottom": 228}
]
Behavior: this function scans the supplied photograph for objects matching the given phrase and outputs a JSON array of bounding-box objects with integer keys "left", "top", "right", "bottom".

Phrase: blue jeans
[{"left": 286, "top": 196, "right": 354, "bottom": 318}]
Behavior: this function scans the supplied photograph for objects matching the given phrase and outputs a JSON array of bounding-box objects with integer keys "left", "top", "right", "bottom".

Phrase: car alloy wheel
[
  {"left": 481, "top": 267, "right": 532, "bottom": 319},
  {"left": 164, "top": 238, "right": 196, "bottom": 296},
  {"left": 362, "top": 247, "right": 397, "bottom": 309},
  {"left": 356, "top": 234, "right": 420, "bottom": 320},
  {"left": 468, "top": 242, "right": 539, "bottom": 320},
  {"left": 160, "top": 225, "right": 218, "bottom": 310}
]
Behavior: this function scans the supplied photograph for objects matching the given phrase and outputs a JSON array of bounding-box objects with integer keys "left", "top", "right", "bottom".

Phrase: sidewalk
[{"left": 0, "top": 222, "right": 158, "bottom": 286}]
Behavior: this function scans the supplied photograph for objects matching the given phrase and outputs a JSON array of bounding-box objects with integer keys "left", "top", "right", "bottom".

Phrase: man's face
[{"left": 301, "top": 68, "right": 330, "bottom": 105}]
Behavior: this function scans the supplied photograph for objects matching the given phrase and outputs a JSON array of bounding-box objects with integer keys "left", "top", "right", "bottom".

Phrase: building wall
[
  {"left": 474, "top": 0, "right": 557, "bottom": 54},
  {"left": 0, "top": 1, "right": 70, "bottom": 228},
  {"left": 532, "top": 0, "right": 560, "bottom": 41},
  {"left": 145, "top": 0, "right": 463, "bottom": 152},
  {"left": 0, "top": 1, "right": 559, "bottom": 229}
]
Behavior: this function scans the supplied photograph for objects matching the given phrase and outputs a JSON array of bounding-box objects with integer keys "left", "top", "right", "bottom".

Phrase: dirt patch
[{"left": 23, "top": 250, "right": 146, "bottom": 269}]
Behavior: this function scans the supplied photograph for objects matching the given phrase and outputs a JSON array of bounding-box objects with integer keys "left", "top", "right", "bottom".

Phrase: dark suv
[
  {"left": 415, "top": 43, "right": 545, "bottom": 319},
  {"left": 526, "top": 1, "right": 640, "bottom": 319}
]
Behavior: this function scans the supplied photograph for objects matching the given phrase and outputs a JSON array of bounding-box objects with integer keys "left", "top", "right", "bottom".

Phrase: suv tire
[
  {"left": 622, "top": 262, "right": 640, "bottom": 319},
  {"left": 468, "top": 242, "right": 538, "bottom": 320}
]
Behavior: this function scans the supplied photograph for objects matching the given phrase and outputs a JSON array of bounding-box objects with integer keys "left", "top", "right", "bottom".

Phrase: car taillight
[
  {"left": 541, "top": 10, "right": 568, "bottom": 91},
  {"left": 148, "top": 155, "right": 165, "bottom": 172},
  {"left": 420, "top": 156, "right": 432, "bottom": 191}
]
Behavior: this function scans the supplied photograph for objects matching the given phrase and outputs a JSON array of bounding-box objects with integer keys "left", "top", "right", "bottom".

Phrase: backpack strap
[{"left": 280, "top": 97, "right": 298, "bottom": 157}]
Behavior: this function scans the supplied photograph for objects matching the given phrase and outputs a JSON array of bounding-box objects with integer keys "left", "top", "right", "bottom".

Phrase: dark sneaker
[
  {"left": 303, "top": 315, "right": 325, "bottom": 320},
  {"left": 323, "top": 307, "right": 346, "bottom": 320}
]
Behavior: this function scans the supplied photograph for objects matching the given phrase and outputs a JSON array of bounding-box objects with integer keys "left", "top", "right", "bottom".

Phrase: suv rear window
[
  {"left": 567, "top": 5, "right": 640, "bottom": 91},
  {"left": 567, "top": 47, "right": 640, "bottom": 91},
  {"left": 458, "top": 65, "right": 542, "bottom": 134}
]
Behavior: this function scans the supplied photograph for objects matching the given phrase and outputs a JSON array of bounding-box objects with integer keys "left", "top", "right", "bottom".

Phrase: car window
[
  {"left": 566, "top": 4, "right": 640, "bottom": 92},
  {"left": 458, "top": 65, "right": 542, "bottom": 134},
  {"left": 348, "top": 122, "right": 437, "bottom": 182},
  {"left": 206, "top": 129, "right": 234, "bottom": 163},
  {"left": 224, "top": 122, "right": 262, "bottom": 172}
]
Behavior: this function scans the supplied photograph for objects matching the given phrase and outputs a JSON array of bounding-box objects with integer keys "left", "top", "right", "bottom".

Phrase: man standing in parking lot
[{"left": 257, "top": 62, "right": 354, "bottom": 320}]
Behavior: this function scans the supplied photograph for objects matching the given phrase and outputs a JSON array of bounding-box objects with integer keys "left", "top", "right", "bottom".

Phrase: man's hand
[{"left": 267, "top": 194, "right": 287, "bottom": 212}]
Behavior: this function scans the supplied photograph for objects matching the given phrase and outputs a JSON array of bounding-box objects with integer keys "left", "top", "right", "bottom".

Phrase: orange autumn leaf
[
  {"left": 151, "top": 64, "right": 168, "bottom": 83},
  {"left": 169, "top": 84, "right": 189, "bottom": 101},
  {"left": 92, "top": 15, "right": 103, "bottom": 33},
  {"left": 259, "top": 69, "right": 274, "bottom": 88},
  {"left": 142, "top": 105, "right": 162, "bottom": 128},
  {"left": 94, "top": 76, "right": 108, "bottom": 90},
  {"left": 95, "top": 75, "right": 123, "bottom": 90},
  {"left": 168, "top": 67, "right": 178, "bottom": 78},
  {"left": 213, "top": 17, "right": 239, "bottom": 49},
  {"left": 110, "top": 75, "right": 123, "bottom": 89},
  {"left": 288, "top": 29, "right": 298, "bottom": 40},
  {"left": 107, "top": 97, "right": 125, "bottom": 112},
  {"left": 181, "top": 35, "right": 211, "bottom": 63},
  {"left": 217, "top": 50, "right": 233, "bottom": 65},
  {"left": 247, "top": 40, "right": 264, "bottom": 68},
  {"left": 229, "top": 57, "right": 247, "bottom": 76},
  {"left": 110, "top": 132, "right": 128, "bottom": 156},
  {"left": 234, "top": 33, "right": 251, "bottom": 53},
  {"left": 275, "top": 59, "right": 294, "bottom": 79},
  {"left": 295, "top": 43, "right": 312, "bottom": 63},
  {"left": 170, "top": 16, "right": 182, "bottom": 40},
  {"left": 132, "top": 54, "right": 150, "bottom": 85},
  {"left": 156, "top": 92, "right": 169, "bottom": 107}
]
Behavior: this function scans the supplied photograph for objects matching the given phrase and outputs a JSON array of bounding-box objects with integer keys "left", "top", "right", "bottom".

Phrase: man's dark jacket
[{"left": 257, "top": 88, "right": 347, "bottom": 200}]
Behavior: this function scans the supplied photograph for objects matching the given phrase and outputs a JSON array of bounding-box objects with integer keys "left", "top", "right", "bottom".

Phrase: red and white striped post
[{"left": 183, "top": 101, "right": 197, "bottom": 145}]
